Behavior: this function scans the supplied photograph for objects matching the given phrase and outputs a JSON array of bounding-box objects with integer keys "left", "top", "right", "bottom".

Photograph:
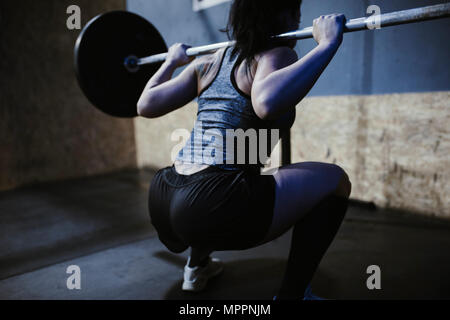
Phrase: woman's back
[{"left": 175, "top": 46, "right": 287, "bottom": 171}]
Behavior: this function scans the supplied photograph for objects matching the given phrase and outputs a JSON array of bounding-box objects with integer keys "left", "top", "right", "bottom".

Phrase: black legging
[
  {"left": 189, "top": 193, "right": 349, "bottom": 298},
  {"left": 277, "top": 194, "right": 349, "bottom": 299}
]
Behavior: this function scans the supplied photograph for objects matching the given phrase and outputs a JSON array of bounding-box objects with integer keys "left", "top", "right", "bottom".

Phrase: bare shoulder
[
  {"left": 255, "top": 46, "right": 298, "bottom": 68},
  {"left": 193, "top": 48, "right": 226, "bottom": 78}
]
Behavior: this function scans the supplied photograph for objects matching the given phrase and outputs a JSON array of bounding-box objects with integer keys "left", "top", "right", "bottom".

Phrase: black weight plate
[{"left": 74, "top": 11, "right": 167, "bottom": 117}]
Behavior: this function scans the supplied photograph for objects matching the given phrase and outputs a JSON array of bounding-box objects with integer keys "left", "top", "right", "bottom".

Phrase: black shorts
[{"left": 148, "top": 164, "right": 276, "bottom": 253}]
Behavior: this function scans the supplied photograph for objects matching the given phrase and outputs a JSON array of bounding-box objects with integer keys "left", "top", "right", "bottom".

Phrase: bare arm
[
  {"left": 252, "top": 14, "right": 346, "bottom": 120},
  {"left": 137, "top": 43, "right": 197, "bottom": 118}
]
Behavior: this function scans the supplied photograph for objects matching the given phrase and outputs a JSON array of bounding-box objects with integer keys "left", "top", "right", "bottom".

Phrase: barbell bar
[
  {"left": 74, "top": 3, "right": 450, "bottom": 118},
  {"left": 134, "top": 3, "right": 450, "bottom": 67}
]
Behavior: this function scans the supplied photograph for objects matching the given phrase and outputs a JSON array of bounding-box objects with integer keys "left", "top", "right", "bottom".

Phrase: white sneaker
[{"left": 182, "top": 256, "right": 224, "bottom": 292}]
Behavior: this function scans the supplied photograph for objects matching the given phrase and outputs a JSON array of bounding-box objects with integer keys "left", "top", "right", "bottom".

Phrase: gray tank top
[{"left": 175, "top": 46, "right": 278, "bottom": 171}]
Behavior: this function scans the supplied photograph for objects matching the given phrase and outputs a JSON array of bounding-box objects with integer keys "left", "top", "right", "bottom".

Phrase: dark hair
[{"left": 222, "top": 0, "right": 302, "bottom": 77}]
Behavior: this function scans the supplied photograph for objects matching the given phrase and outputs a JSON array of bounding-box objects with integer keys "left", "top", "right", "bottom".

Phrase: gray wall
[
  {"left": 0, "top": 0, "right": 135, "bottom": 191},
  {"left": 127, "top": 0, "right": 450, "bottom": 95}
]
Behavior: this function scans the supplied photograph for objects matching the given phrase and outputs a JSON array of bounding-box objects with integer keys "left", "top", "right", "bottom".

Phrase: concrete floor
[{"left": 1, "top": 168, "right": 450, "bottom": 300}]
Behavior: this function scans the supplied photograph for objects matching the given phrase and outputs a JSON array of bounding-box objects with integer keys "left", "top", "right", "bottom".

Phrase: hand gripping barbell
[{"left": 74, "top": 3, "right": 450, "bottom": 118}]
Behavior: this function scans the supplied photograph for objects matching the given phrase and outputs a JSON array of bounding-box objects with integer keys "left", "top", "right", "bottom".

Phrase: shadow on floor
[
  {"left": 164, "top": 258, "right": 286, "bottom": 300},
  {"left": 154, "top": 251, "right": 335, "bottom": 300},
  {"left": 0, "top": 168, "right": 157, "bottom": 280}
]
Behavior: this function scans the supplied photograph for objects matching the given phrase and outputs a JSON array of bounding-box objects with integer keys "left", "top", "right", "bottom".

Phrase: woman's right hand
[
  {"left": 166, "top": 43, "right": 195, "bottom": 68},
  {"left": 312, "top": 14, "right": 346, "bottom": 47}
]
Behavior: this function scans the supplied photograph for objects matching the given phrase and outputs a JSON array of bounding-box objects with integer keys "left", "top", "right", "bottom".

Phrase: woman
[{"left": 138, "top": 0, "right": 351, "bottom": 300}]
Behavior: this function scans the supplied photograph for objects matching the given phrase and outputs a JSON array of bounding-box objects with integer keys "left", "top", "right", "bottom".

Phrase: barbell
[{"left": 74, "top": 3, "right": 450, "bottom": 118}]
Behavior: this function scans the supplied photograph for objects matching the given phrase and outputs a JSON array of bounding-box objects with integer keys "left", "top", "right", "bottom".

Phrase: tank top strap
[{"left": 215, "top": 46, "right": 237, "bottom": 82}]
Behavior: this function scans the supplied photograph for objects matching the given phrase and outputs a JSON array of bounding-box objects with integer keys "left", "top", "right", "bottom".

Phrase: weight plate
[{"left": 74, "top": 11, "right": 167, "bottom": 117}]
